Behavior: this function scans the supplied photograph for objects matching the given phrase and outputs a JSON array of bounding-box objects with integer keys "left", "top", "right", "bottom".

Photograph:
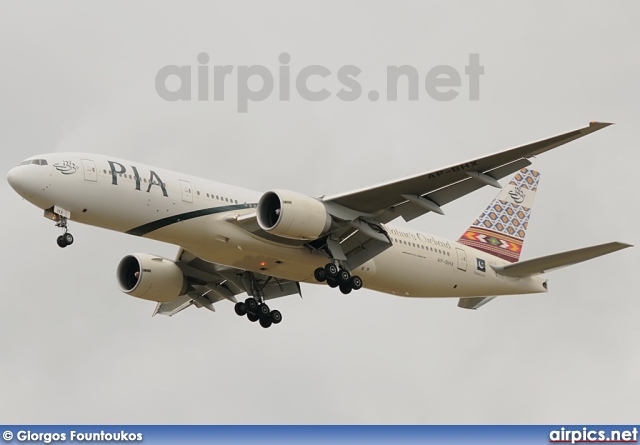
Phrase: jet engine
[
  {"left": 257, "top": 190, "right": 332, "bottom": 240},
  {"left": 117, "top": 253, "right": 187, "bottom": 302}
]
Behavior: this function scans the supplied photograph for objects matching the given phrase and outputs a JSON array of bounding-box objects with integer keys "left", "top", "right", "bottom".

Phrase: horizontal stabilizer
[
  {"left": 458, "top": 296, "right": 496, "bottom": 310},
  {"left": 491, "top": 242, "right": 632, "bottom": 278}
]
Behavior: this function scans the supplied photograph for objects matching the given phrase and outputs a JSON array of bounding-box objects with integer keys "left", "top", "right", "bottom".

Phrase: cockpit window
[{"left": 18, "top": 159, "right": 48, "bottom": 166}]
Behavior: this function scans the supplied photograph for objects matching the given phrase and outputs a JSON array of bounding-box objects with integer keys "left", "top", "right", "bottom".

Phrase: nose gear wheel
[{"left": 54, "top": 216, "right": 74, "bottom": 248}]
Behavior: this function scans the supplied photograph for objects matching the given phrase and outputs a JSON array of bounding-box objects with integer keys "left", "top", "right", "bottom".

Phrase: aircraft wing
[
  {"left": 323, "top": 122, "right": 612, "bottom": 223},
  {"left": 228, "top": 122, "right": 613, "bottom": 273},
  {"left": 153, "top": 249, "right": 301, "bottom": 317}
]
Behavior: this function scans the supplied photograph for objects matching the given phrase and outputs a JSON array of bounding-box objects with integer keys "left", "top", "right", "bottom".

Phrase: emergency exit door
[
  {"left": 456, "top": 248, "right": 467, "bottom": 271},
  {"left": 179, "top": 179, "right": 193, "bottom": 203},
  {"left": 81, "top": 159, "right": 97, "bottom": 182}
]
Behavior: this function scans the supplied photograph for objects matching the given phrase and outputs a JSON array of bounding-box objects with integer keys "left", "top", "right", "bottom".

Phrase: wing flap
[
  {"left": 153, "top": 295, "right": 194, "bottom": 317},
  {"left": 491, "top": 242, "right": 632, "bottom": 278}
]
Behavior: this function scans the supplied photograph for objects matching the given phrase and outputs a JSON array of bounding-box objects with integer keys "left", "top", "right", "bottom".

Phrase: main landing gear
[
  {"left": 55, "top": 216, "right": 74, "bottom": 248},
  {"left": 314, "top": 263, "right": 363, "bottom": 295},
  {"left": 234, "top": 298, "right": 282, "bottom": 329},
  {"left": 233, "top": 271, "right": 283, "bottom": 328}
]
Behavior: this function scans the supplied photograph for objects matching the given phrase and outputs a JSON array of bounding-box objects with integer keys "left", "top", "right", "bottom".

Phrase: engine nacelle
[
  {"left": 116, "top": 253, "right": 187, "bottom": 302},
  {"left": 257, "top": 190, "right": 332, "bottom": 240}
]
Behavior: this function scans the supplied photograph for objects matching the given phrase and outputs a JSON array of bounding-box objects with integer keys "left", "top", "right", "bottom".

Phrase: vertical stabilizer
[{"left": 458, "top": 168, "right": 540, "bottom": 262}]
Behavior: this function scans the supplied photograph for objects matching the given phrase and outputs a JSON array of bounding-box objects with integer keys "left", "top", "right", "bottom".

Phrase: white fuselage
[{"left": 7, "top": 153, "right": 547, "bottom": 300}]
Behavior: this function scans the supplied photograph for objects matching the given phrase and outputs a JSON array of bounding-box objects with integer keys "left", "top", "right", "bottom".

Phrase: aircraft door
[
  {"left": 81, "top": 159, "right": 97, "bottom": 182},
  {"left": 456, "top": 248, "right": 467, "bottom": 271},
  {"left": 179, "top": 179, "right": 193, "bottom": 203}
]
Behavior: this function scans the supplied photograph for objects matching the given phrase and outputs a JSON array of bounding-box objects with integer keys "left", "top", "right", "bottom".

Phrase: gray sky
[{"left": 1, "top": 1, "right": 638, "bottom": 424}]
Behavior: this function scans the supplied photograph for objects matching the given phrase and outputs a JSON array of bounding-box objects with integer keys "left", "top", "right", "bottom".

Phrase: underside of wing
[
  {"left": 153, "top": 249, "right": 302, "bottom": 317},
  {"left": 323, "top": 122, "right": 612, "bottom": 223}
]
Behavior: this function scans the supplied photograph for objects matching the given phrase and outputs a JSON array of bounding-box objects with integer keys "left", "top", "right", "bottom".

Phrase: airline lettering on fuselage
[
  {"left": 107, "top": 160, "right": 168, "bottom": 197},
  {"left": 384, "top": 225, "right": 452, "bottom": 249}
]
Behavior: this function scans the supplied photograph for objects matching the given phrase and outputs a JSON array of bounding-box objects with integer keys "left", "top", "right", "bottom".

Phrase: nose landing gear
[
  {"left": 56, "top": 232, "right": 74, "bottom": 248},
  {"left": 45, "top": 206, "right": 75, "bottom": 248},
  {"left": 55, "top": 217, "right": 74, "bottom": 248}
]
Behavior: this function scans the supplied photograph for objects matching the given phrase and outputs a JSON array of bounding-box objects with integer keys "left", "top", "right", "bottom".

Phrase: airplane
[{"left": 6, "top": 121, "right": 631, "bottom": 328}]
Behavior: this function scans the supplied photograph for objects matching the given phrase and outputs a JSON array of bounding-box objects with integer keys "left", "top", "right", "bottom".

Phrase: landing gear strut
[
  {"left": 55, "top": 216, "right": 74, "bottom": 248},
  {"left": 233, "top": 272, "right": 283, "bottom": 328}
]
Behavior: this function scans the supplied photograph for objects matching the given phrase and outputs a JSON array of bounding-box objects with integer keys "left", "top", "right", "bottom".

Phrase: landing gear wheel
[
  {"left": 56, "top": 235, "right": 67, "bottom": 248},
  {"left": 258, "top": 303, "right": 270, "bottom": 317},
  {"left": 314, "top": 267, "right": 327, "bottom": 282},
  {"left": 350, "top": 275, "right": 363, "bottom": 291},
  {"left": 327, "top": 278, "right": 338, "bottom": 288},
  {"left": 339, "top": 283, "right": 352, "bottom": 295},
  {"left": 270, "top": 310, "right": 282, "bottom": 324},
  {"left": 245, "top": 297, "right": 258, "bottom": 312},
  {"left": 325, "top": 263, "right": 338, "bottom": 278},
  {"left": 63, "top": 233, "right": 74, "bottom": 245},
  {"left": 338, "top": 269, "right": 351, "bottom": 284},
  {"left": 240, "top": 271, "right": 284, "bottom": 327},
  {"left": 234, "top": 302, "right": 247, "bottom": 316}
]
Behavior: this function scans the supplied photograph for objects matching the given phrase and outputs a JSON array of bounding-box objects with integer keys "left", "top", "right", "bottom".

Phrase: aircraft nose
[{"left": 6, "top": 167, "right": 23, "bottom": 192}]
